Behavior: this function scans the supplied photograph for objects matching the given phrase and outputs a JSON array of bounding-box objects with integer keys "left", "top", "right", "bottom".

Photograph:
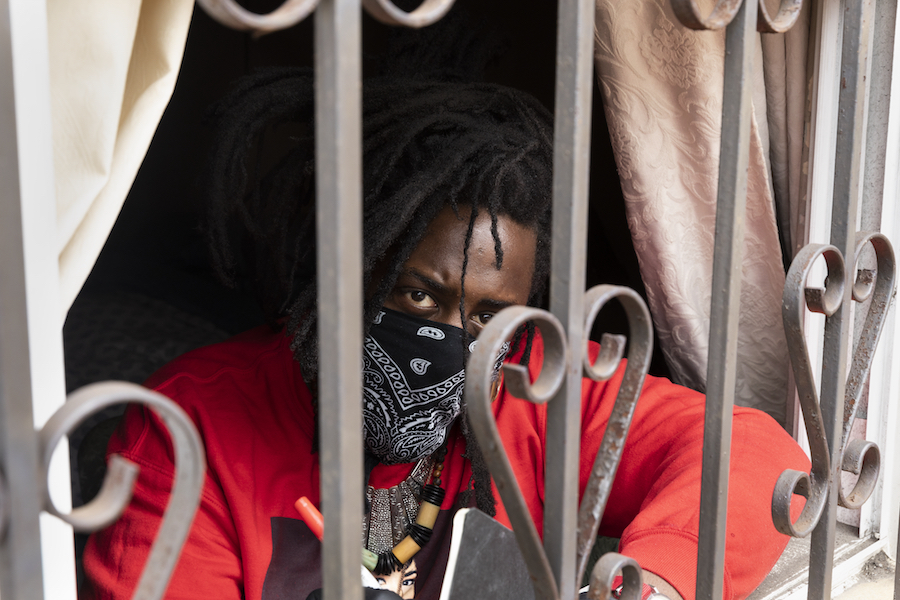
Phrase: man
[{"left": 82, "top": 72, "right": 808, "bottom": 600}]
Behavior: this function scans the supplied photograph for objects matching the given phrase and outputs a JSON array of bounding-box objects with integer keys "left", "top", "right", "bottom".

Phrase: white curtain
[
  {"left": 49, "top": 0, "right": 194, "bottom": 313},
  {"left": 593, "top": 0, "right": 811, "bottom": 425}
]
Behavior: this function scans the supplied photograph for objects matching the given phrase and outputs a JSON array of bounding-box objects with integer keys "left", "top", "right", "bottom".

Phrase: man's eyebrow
[
  {"left": 479, "top": 298, "right": 516, "bottom": 311},
  {"left": 402, "top": 269, "right": 452, "bottom": 295}
]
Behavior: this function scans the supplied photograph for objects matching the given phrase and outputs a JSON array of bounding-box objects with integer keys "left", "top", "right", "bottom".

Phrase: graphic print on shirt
[
  {"left": 260, "top": 512, "right": 454, "bottom": 600},
  {"left": 375, "top": 558, "right": 419, "bottom": 598}
]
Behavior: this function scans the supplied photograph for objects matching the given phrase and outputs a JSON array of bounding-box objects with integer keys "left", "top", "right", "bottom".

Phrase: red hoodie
[{"left": 82, "top": 325, "right": 808, "bottom": 600}]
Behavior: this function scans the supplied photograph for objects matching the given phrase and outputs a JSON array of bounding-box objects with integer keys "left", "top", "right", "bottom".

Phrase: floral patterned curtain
[{"left": 593, "top": 0, "right": 811, "bottom": 425}]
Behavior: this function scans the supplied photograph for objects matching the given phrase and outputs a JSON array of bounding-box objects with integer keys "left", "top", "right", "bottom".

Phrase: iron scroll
[
  {"left": 360, "top": 0, "right": 456, "bottom": 28},
  {"left": 466, "top": 305, "right": 566, "bottom": 600},
  {"left": 774, "top": 234, "right": 896, "bottom": 534},
  {"left": 587, "top": 553, "right": 642, "bottom": 600},
  {"left": 196, "top": 0, "right": 457, "bottom": 34},
  {"left": 575, "top": 286, "right": 653, "bottom": 588},
  {"left": 836, "top": 232, "right": 895, "bottom": 509},
  {"left": 39, "top": 382, "right": 206, "bottom": 600},
  {"left": 755, "top": 0, "right": 803, "bottom": 33},
  {"left": 670, "top": 0, "right": 803, "bottom": 32},
  {"left": 773, "top": 243, "right": 842, "bottom": 537},
  {"left": 466, "top": 286, "right": 653, "bottom": 600},
  {"left": 194, "top": 0, "right": 321, "bottom": 34}
]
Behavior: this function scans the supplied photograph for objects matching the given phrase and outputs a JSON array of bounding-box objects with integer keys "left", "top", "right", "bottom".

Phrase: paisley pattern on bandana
[{"left": 363, "top": 309, "right": 468, "bottom": 464}]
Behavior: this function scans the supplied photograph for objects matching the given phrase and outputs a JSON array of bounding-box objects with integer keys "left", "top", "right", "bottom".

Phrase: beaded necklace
[{"left": 363, "top": 448, "right": 447, "bottom": 575}]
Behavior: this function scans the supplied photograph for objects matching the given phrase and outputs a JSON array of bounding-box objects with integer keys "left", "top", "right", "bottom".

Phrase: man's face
[{"left": 382, "top": 205, "right": 537, "bottom": 335}]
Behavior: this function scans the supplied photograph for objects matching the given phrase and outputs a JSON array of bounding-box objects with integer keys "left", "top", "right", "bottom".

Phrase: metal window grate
[{"left": 0, "top": 0, "right": 897, "bottom": 598}]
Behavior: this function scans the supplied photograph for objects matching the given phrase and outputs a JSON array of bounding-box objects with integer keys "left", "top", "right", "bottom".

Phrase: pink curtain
[{"left": 593, "top": 0, "right": 811, "bottom": 426}]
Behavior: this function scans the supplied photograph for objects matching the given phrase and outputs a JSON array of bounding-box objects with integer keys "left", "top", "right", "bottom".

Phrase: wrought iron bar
[
  {"left": 773, "top": 244, "right": 842, "bottom": 537},
  {"left": 857, "top": 0, "right": 896, "bottom": 547},
  {"left": 41, "top": 382, "right": 206, "bottom": 600},
  {"left": 694, "top": 0, "right": 758, "bottom": 597},
  {"left": 861, "top": 0, "right": 897, "bottom": 235},
  {"left": 546, "top": 0, "right": 595, "bottom": 597},
  {"left": 807, "top": 0, "right": 871, "bottom": 595},
  {"left": 838, "top": 233, "right": 894, "bottom": 509},
  {"left": 575, "top": 286, "right": 653, "bottom": 586},
  {"left": 775, "top": 192, "right": 893, "bottom": 592},
  {"left": 856, "top": 0, "right": 896, "bottom": 547},
  {"left": 314, "top": 2, "right": 364, "bottom": 600},
  {"left": 666, "top": 1, "right": 810, "bottom": 596},
  {"left": 195, "top": 5, "right": 467, "bottom": 600},
  {"left": 467, "top": 287, "right": 653, "bottom": 600},
  {"left": 466, "top": 306, "right": 567, "bottom": 600}
]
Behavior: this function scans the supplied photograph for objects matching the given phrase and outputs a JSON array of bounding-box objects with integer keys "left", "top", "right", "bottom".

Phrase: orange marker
[
  {"left": 294, "top": 496, "right": 324, "bottom": 541},
  {"left": 295, "top": 496, "right": 380, "bottom": 573}
]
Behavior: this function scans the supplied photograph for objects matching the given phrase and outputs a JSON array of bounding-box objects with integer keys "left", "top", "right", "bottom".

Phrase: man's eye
[
  {"left": 405, "top": 290, "right": 436, "bottom": 308},
  {"left": 475, "top": 312, "right": 494, "bottom": 326},
  {"left": 402, "top": 579, "right": 415, "bottom": 587}
]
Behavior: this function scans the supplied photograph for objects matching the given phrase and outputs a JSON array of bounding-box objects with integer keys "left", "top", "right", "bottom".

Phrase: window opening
[{"left": 0, "top": 0, "right": 897, "bottom": 598}]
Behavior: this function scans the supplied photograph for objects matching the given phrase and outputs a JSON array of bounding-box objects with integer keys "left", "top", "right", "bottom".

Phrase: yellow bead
[{"left": 393, "top": 536, "right": 422, "bottom": 564}]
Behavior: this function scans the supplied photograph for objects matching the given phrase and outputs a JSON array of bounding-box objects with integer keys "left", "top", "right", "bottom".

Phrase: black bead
[
  {"left": 407, "top": 523, "right": 433, "bottom": 547},
  {"left": 419, "top": 484, "right": 445, "bottom": 506}
]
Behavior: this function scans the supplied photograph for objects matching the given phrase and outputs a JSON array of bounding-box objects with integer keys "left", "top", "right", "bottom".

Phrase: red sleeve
[
  {"left": 81, "top": 402, "right": 243, "bottom": 600},
  {"left": 579, "top": 348, "right": 810, "bottom": 600}
]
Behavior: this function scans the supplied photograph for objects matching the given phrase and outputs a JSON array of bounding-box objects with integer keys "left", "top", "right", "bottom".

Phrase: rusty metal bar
[
  {"left": 854, "top": 1, "right": 895, "bottom": 540},
  {"left": 41, "top": 382, "right": 206, "bottom": 600},
  {"left": 694, "top": 0, "right": 758, "bottom": 597},
  {"left": 856, "top": 3, "right": 896, "bottom": 550},
  {"left": 861, "top": 0, "right": 896, "bottom": 235},
  {"left": 773, "top": 244, "right": 841, "bottom": 538},
  {"left": 575, "top": 286, "right": 653, "bottom": 588},
  {"left": 466, "top": 306, "right": 567, "bottom": 600},
  {"left": 314, "top": 1, "right": 364, "bottom": 599},
  {"left": 839, "top": 234, "right": 893, "bottom": 478},
  {"left": 545, "top": 0, "right": 595, "bottom": 597},
  {"left": 807, "top": 0, "right": 870, "bottom": 596}
]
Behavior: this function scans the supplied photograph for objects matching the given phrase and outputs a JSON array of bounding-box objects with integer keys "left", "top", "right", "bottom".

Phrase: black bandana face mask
[{"left": 362, "top": 308, "right": 508, "bottom": 465}]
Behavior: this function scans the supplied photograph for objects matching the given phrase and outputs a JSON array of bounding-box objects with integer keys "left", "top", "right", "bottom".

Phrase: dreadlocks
[{"left": 202, "top": 70, "right": 554, "bottom": 517}]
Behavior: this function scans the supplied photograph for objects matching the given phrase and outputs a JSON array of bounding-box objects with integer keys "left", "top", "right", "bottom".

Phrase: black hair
[{"left": 202, "top": 68, "right": 553, "bottom": 517}]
